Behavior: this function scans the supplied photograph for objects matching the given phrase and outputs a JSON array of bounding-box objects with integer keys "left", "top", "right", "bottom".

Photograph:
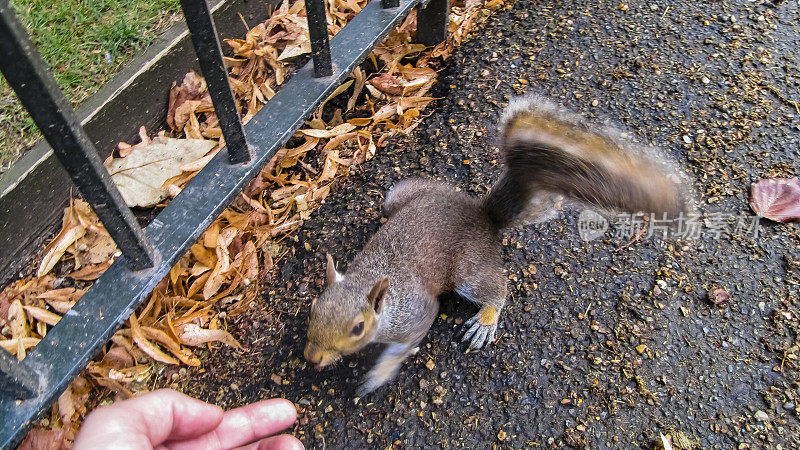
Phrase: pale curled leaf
[
  {"left": 23, "top": 305, "right": 61, "bottom": 326},
  {"left": 106, "top": 137, "right": 215, "bottom": 207},
  {"left": 750, "top": 177, "right": 800, "bottom": 223},
  {"left": 68, "top": 260, "right": 112, "bottom": 281},
  {"left": 142, "top": 326, "right": 200, "bottom": 366},
  {"left": 178, "top": 323, "right": 242, "bottom": 349},
  {"left": 203, "top": 227, "right": 238, "bottom": 300},
  {"left": 277, "top": 34, "right": 311, "bottom": 60},
  {"left": 8, "top": 300, "right": 28, "bottom": 340},
  {"left": 129, "top": 313, "right": 179, "bottom": 365},
  {"left": 299, "top": 123, "right": 356, "bottom": 138},
  {"left": 117, "top": 126, "right": 152, "bottom": 157}
]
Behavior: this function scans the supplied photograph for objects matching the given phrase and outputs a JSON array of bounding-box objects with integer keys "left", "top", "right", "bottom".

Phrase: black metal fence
[{"left": 0, "top": 0, "right": 447, "bottom": 446}]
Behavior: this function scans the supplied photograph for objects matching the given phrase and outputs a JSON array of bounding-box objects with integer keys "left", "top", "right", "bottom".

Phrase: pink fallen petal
[{"left": 749, "top": 177, "right": 800, "bottom": 223}]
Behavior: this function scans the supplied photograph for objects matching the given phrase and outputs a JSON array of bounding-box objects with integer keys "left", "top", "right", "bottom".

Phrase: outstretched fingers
[
  {"left": 163, "top": 399, "right": 299, "bottom": 450},
  {"left": 232, "top": 435, "right": 304, "bottom": 450}
]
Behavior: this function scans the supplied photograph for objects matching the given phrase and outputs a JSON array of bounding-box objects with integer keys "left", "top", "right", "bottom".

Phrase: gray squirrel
[{"left": 304, "top": 96, "right": 690, "bottom": 395}]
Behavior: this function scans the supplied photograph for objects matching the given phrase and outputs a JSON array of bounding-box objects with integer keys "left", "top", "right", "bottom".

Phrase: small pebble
[{"left": 754, "top": 410, "right": 769, "bottom": 422}]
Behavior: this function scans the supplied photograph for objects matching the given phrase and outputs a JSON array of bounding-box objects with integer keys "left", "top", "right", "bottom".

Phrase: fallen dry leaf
[
  {"left": 750, "top": 177, "right": 800, "bottom": 223},
  {"left": 38, "top": 203, "right": 85, "bottom": 277},
  {"left": 0, "top": 337, "right": 40, "bottom": 356},
  {"left": 168, "top": 71, "right": 207, "bottom": 131},
  {"left": 178, "top": 323, "right": 242, "bottom": 349},
  {"left": 17, "top": 428, "right": 64, "bottom": 450},
  {"left": 73, "top": 231, "right": 118, "bottom": 268},
  {"left": 129, "top": 313, "right": 179, "bottom": 365},
  {"left": 299, "top": 123, "right": 356, "bottom": 139},
  {"left": 203, "top": 227, "right": 237, "bottom": 300},
  {"left": 23, "top": 305, "right": 61, "bottom": 326},
  {"left": 106, "top": 137, "right": 216, "bottom": 207}
]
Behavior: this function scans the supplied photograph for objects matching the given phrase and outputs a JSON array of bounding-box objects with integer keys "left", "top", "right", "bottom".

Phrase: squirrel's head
[{"left": 304, "top": 254, "right": 389, "bottom": 369}]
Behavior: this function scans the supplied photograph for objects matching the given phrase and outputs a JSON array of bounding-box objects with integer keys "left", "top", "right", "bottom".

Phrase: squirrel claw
[
  {"left": 461, "top": 315, "right": 497, "bottom": 349},
  {"left": 356, "top": 376, "right": 383, "bottom": 397}
]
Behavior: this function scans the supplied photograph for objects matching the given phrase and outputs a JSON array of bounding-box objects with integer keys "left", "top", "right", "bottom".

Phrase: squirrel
[{"left": 304, "top": 95, "right": 691, "bottom": 395}]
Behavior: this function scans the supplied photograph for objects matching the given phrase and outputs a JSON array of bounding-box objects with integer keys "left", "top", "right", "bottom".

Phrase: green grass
[{"left": 0, "top": 0, "right": 182, "bottom": 173}]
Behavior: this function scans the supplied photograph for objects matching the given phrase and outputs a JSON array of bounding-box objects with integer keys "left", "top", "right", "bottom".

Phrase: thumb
[{"left": 74, "top": 389, "right": 224, "bottom": 449}]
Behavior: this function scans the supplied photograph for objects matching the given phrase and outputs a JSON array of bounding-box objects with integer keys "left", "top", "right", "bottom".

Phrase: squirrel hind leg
[{"left": 454, "top": 252, "right": 507, "bottom": 350}]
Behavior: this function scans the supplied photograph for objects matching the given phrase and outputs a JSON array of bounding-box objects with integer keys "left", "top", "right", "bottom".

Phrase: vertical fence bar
[
  {"left": 306, "top": 0, "right": 333, "bottom": 77},
  {"left": 0, "top": 349, "right": 38, "bottom": 400},
  {"left": 0, "top": 2, "right": 155, "bottom": 271},
  {"left": 381, "top": 0, "right": 400, "bottom": 8},
  {"left": 179, "top": 0, "right": 253, "bottom": 164},
  {"left": 416, "top": 0, "right": 449, "bottom": 46}
]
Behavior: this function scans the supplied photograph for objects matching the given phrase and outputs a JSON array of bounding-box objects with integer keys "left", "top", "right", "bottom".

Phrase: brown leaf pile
[{"left": 2, "top": 0, "right": 505, "bottom": 447}]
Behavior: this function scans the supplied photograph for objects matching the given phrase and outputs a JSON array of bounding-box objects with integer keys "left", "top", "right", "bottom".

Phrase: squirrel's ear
[
  {"left": 368, "top": 277, "right": 390, "bottom": 313},
  {"left": 326, "top": 253, "right": 343, "bottom": 284}
]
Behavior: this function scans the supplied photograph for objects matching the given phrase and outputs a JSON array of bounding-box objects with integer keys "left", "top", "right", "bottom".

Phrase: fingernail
[{"left": 268, "top": 399, "right": 297, "bottom": 421}]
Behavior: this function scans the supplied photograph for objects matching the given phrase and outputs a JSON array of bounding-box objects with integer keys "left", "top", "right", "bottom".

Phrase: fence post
[
  {"left": 306, "top": 0, "right": 333, "bottom": 77},
  {"left": 416, "top": 0, "right": 449, "bottom": 46},
  {"left": 179, "top": 0, "right": 253, "bottom": 164}
]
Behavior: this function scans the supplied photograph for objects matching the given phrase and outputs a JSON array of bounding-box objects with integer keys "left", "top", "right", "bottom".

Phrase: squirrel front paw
[
  {"left": 356, "top": 376, "right": 383, "bottom": 397},
  {"left": 356, "top": 366, "right": 395, "bottom": 396},
  {"left": 356, "top": 344, "right": 409, "bottom": 396},
  {"left": 462, "top": 306, "right": 500, "bottom": 349}
]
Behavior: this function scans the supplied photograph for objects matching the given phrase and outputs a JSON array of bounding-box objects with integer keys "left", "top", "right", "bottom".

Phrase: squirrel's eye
[{"left": 350, "top": 321, "right": 365, "bottom": 337}]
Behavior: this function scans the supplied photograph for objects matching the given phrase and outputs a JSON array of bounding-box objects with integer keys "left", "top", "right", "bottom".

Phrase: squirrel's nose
[{"left": 304, "top": 343, "right": 323, "bottom": 365}]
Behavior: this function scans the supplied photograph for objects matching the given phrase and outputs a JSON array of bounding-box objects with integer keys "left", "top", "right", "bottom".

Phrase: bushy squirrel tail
[{"left": 482, "top": 96, "right": 691, "bottom": 229}]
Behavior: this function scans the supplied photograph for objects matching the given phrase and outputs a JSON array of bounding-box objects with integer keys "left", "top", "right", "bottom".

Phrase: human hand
[{"left": 73, "top": 388, "right": 303, "bottom": 450}]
